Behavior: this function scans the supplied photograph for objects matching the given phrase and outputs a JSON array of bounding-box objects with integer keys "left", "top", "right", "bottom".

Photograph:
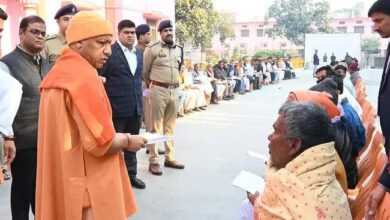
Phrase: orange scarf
[
  {"left": 287, "top": 90, "right": 340, "bottom": 119},
  {"left": 40, "top": 48, "right": 115, "bottom": 145}
]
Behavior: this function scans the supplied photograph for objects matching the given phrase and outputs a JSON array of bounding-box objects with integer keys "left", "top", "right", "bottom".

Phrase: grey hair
[{"left": 278, "top": 101, "right": 333, "bottom": 151}]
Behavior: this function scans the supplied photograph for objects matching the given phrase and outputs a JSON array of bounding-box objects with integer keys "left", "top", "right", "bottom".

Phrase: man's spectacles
[{"left": 27, "top": 29, "right": 46, "bottom": 37}]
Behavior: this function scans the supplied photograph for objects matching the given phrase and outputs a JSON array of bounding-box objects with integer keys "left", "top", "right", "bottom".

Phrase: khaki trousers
[{"left": 149, "top": 85, "right": 178, "bottom": 164}]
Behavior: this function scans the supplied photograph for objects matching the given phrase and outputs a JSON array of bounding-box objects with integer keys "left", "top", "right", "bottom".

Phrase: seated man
[
  {"left": 309, "top": 77, "right": 361, "bottom": 188},
  {"left": 252, "top": 102, "right": 352, "bottom": 219}
]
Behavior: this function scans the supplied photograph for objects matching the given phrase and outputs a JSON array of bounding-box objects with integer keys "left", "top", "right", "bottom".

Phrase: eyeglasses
[
  {"left": 162, "top": 28, "right": 173, "bottom": 33},
  {"left": 27, "top": 29, "right": 46, "bottom": 37}
]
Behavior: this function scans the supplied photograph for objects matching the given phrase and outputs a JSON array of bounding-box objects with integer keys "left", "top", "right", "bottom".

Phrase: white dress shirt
[
  {"left": 118, "top": 41, "right": 138, "bottom": 75},
  {"left": 0, "top": 66, "right": 22, "bottom": 136}
]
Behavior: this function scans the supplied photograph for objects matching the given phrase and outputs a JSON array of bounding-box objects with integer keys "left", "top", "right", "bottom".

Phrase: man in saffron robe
[{"left": 36, "top": 11, "right": 147, "bottom": 220}]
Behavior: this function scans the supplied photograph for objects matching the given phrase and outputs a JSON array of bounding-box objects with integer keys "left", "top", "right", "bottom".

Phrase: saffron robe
[
  {"left": 254, "top": 142, "right": 352, "bottom": 220},
  {"left": 36, "top": 48, "right": 136, "bottom": 220}
]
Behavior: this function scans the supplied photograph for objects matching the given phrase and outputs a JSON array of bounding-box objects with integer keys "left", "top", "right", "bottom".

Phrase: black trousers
[
  {"left": 11, "top": 148, "right": 37, "bottom": 220},
  {"left": 210, "top": 81, "right": 218, "bottom": 102},
  {"left": 113, "top": 115, "right": 142, "bottom": 179}
]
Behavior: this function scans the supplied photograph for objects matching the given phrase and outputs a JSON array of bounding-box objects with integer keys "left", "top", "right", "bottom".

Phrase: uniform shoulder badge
[
  {"left": 149, "top": 41, "right": 160, "bottom": 47},
  {"left": 45, "top": 34, "right": 58, "bottom": 41}
]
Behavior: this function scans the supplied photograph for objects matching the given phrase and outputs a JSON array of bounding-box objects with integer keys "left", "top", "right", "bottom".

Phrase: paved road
[{"left": 0, "top": 68, "right": 382, "bottom": 220}]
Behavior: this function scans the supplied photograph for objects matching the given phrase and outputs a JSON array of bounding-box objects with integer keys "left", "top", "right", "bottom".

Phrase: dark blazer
[
  {"left": 378, "top": 42, "right": 390, "bottom": 189},
  {"left": 99, "top": 42, "right": 143, "bottom": 118},
  {"left": 378, "top": 43, "right": 390, "bottom": 148}
]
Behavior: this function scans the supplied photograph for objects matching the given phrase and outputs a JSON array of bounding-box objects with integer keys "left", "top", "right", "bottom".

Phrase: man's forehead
[
  {"left": 371, "top": 12, "right": 389, "bottom": 20},
  {"left": 275, "top": 114, "right": 285, "bottom": 127},
  {"left": 121, "top": 27, "right": 135, "bottom": 31},
  {"left": 28, "top": 22, "right": 46, "bottom": 29},
  {"left": 60, "top": 15, "right": 73, "bottom": 19}
]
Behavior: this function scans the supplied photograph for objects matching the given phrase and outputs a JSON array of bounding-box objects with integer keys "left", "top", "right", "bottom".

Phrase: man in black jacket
[
  {"left": 365, "top": 1, "right": 390, "bottom": 219},
  {"left": 99, "top": 20, "right": 145, "bottom": 189},
  {"left": 313, "top": 49, "right": 320, "bottom": 76}
]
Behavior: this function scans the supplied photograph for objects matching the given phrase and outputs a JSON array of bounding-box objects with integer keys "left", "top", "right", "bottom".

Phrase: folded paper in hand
[
  {"left": 232, "top": 170, "right": 265, "bottom": 194},
  {"left": 139, "top": 132, "right": 173, "bottom": 145}
]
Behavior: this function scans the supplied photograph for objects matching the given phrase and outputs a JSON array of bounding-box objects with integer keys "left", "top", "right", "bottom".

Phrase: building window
[
  {"left": 339, "top": 21, "right": 345, "bottom": 25},
  {"left": 337, "top": 26, "right": 347, "bottom": 33},
  {"left": 257, "top": 29, "right": 264, "bottom": 37},
  {"left": 241, "top": 29, "right": 249, "bottom": 37},
  {"left": 242, "top": 25, "right": 247, "bottom": 28},
  {"left": 147, "top": 19, "right": 157, "bottom": 41},
  {"left": 240, "top": 43, "right": 246, "bottom": 49},
  {"left": 280, "top": 43, "right": 286, "bottom": 47},
  {"left": 354, "top": 26, "right": 365, "bottom": 34},
  {"left": 356, "top": 20, "right": 363, "bottom": 24},
  {"left": 258, "top": 24, "right": 263, "bottom": 27},
  {"left": 262, "top": 43, "right": 268, "bottom": 48}
]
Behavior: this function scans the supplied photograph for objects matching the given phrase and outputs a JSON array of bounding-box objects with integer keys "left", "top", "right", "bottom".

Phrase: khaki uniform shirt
[
  {"left": 142, "top": 41, "right": 183, "bottom": 87},
  {"left": 42, "top": 34, "right": 67, "bottom": 65}
]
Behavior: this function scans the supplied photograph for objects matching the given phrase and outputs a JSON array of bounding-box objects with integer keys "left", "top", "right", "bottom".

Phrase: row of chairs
[{"left": 348, "top": 79, "right": 389, "bottom": 219}]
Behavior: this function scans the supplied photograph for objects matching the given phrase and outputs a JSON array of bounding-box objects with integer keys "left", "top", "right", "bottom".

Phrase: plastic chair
[
  {"left": 350, "top": 148, "right": 388, "bottom": 219},
  {"left": 376, "top": 192, "right": 390, "bottom": 220},
  {"left": 357, "top": 131, "right": 384, "bottom": 178},
  {"left": 357, "top": 123, "right": 376, "bottom": 161}
]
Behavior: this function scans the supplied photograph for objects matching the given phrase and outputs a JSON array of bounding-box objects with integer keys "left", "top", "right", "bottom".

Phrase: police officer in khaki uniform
[
  {"left": 42, "top": 4, "right": 77, "bottom": 65},
  {"left": 143, "top": 20, "right": 184, "bottom": 175}
]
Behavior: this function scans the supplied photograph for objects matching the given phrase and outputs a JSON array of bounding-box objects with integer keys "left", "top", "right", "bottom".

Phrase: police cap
[
  {"left": 158, "top": 20, "right": 173, "bottom": 32},
  {"left": 54, "top": 4, "right": 78, "bottom": 19}
]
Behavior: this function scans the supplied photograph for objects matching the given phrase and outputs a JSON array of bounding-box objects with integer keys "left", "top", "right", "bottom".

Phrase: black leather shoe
[{"left": 130, "top": 177, "right": 146, "bottom": 189}]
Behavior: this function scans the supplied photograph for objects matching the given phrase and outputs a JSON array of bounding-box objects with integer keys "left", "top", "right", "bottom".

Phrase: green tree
[
  {"left": 362, "top": 37, "right": 381, "bottom": 66},
  {"left": 175, "top": 0, "right": 234, "bottom": 51},
  {"left": 266, "top": 0, "right": 333, "bottom": 46},
  {"left": 352, "top": 2, "right": 365, "bottom": 17},
  {"left": 253, "top": 50, "right": 284, "bottom": 59},
  {"left": 216, "top": 12, "right": 235, "bottom": 44}
]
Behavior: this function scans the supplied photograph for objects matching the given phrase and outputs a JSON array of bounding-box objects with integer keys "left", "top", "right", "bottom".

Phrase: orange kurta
[{"left": 36, "top": 48, "right": 136, "bottom": 220}]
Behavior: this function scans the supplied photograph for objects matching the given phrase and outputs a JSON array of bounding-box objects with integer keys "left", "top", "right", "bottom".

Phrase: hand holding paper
[{"left": 139, "top": 132, "right": 173, "bottom": 145}]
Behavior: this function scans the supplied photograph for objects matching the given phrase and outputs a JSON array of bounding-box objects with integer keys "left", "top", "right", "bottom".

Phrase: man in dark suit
[
  {"left": 100, "top": 20, "right": 145, "bottom": 189},
  {"left": 365, "top": 1, "right": 390, "bottom": 219}
]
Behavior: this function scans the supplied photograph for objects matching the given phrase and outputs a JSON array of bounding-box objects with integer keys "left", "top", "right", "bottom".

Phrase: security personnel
[
  {"left": 135, "top": 24, "right": 152, "bottom": 53},
  {"left": 143, "top": 20, "right": 184, "bottom": 175},
  {"left": 42, "top": 4, "right": 77, "bottom": 65}
]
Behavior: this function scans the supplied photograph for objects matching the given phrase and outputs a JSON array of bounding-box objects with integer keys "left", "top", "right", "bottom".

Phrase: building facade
[{"left": 212, "top": 16, "right": 389, "bottom": 59}]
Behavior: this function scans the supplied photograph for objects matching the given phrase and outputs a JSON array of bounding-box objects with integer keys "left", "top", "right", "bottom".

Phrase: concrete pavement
[{"left": 0, "top": 68, "right": 382, "bottom": 220}]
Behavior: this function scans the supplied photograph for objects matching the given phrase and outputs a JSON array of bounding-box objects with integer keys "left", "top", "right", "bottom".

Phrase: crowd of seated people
[{"left": 176, "top": 56, "right": 297, "bottom": 117}]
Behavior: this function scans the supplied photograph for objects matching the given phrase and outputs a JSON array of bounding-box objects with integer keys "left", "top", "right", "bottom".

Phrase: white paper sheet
[
  {"left": 232, "top": 170, "right": 265, "bottom": 194},
  {"left": 139, "top": 132, "right": 173, "bottom": 145}
]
